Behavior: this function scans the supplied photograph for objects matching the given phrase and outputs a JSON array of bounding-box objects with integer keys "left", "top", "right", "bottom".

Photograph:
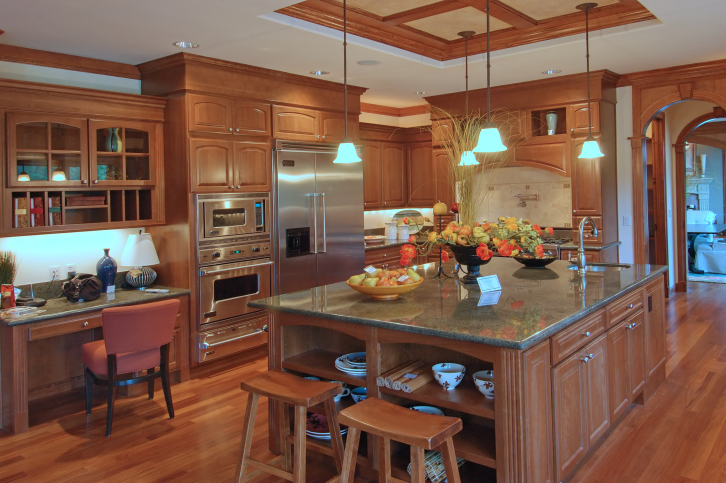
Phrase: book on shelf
[
  {"left": 30, "top": 196, "right": 44, "bottom": 227},
  {"left": 13, "top": 197, "right": 28, "bottom": 228},
  {"left": 48, "top": 196, "right": 62, "bottom": 226}
]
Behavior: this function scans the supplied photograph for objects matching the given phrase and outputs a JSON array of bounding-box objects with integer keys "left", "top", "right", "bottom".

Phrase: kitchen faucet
[{"left": 575, "top": 217, "right": 598, "bottom": 274}]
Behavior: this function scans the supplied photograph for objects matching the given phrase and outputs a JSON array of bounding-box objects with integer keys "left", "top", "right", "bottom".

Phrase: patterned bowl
[
  {"left": 347, "top": 278, "right": 423, "bottom": 301},
  {"left": 432, "top": 363, "right": 466, "bottom": 390},
  {"left": 473, "top": 370, "right": 495, "bottom": 399}
]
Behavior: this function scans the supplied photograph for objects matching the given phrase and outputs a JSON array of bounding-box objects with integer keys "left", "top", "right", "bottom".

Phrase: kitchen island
[{"left": 249, "top": 259, "right": 667, "bottom": 482}]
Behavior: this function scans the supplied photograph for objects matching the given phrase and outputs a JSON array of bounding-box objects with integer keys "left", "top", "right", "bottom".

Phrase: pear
[
  {"left": 406, "top": 268, "right": 422, "bottom": 282},
  {"left": 348, "top": 274, "right": 366, "bottom": 286},
  {"left": 365, "top": 269, "right": 382, "bottom": 279},
  {"left": 361, "top": 277, "right": 379, "bottom": 286},
  {"left": 376, "top": 278, "right": 391, "bottom": 287},
  {"left": 389, "top": 277, "right": 399, "bottom": 286}
]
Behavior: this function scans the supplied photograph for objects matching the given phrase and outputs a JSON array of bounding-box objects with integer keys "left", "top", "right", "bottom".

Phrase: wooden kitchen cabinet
[
  {"left": 190, "top": 139, "right": 270, "bottom": 193},
  {"left": 431, "top": 119, "right": 452, "bottom": 147},
  {"left": 362, "top": 142, "right": 383, "bottom": 209},
  {"left": 407, "top": 144, "right": 435, "bottom": 206},
  {"left": 319, "top": 112, "right": 359, "bottom": 142},
  {"left": 608, "top": 310, "right": 646, "bottom": 421},
  {"left": 644, "top": 278, "right": 666, "bottom": 377},
  {"left": 187, "top": 94, "right": 270, "bottom": 136},
  {"left": 434, "top": 149, "right": 455, "bottom": 208},
  {"left": 553, "top": 334, "right": 609, "bottom": 482},
  {"left": 569, "top": 102, "right": 600, "bottom": 136},
  {"left": 381, "top": 142, "right": 406, "bottom": 208},
  {"left": 272, "top": 105, "right": 319, "bottom": 141},
  {"left": 513, "top": 136, "right": 570, "bottom": 176},
  {"left": 364, "top": 244, "right": 402, "bottom": 270},
  {"left": 90, "top": 120, "right": 158, "bottom": 186},
  {"left": 571, "top": 143, "right": 603, "bottom": 216}
]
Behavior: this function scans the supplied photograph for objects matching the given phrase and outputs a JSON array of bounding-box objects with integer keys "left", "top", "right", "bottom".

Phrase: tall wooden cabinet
[{"left": 381, "top": 143, "right": 406, "bottom": 208}]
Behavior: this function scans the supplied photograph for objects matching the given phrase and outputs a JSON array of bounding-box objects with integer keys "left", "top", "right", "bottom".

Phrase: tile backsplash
[{"left": 474, "top": 167, "right": 572, "bottom": 228}]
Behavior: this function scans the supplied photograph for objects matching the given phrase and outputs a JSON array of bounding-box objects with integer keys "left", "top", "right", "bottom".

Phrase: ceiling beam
[
  {"left": 457, "top": 0, "right": 537, "bottom": 28},
  {"left": 383, "top": 1, "right": 464, "bottom": 25}
]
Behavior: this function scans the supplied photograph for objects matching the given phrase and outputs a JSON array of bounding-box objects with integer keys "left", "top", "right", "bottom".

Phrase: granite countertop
[
  {"left": 364, "top": 239, "right": 409, "bottom": 250},
  {"left": 249, "top": 259, "right": 666, "bottom": 350},
  {"left": 1, "top": 286, "right": 190, "bottom": 326},
  {"left": 560, "top": 241, "right": 622, "bottom": 251}
]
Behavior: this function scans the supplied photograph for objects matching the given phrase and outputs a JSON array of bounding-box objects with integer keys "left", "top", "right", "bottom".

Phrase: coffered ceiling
[{"left": 277, "top": 0, "right": 655, "bottom": 60}]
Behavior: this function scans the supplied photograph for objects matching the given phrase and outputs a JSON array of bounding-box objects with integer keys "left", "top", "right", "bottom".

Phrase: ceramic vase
[
  {"left": 106, "top": 128, "right": 122, "bottom": 153},
  {"left": 545, "top": 111, "right": 558, "bottom": 135},
  {"left": 96, "top": 248, "right": 117, "bottom": 293},
  {"left": 449, "top": 244, "right": 492, "bottom": 284}
]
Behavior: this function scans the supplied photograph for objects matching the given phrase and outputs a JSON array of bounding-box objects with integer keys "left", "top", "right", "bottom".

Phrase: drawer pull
[
  {"left": 82, "top": 322, "right": 89, "bottom": 327},
  {"left": 581, "top": 356, "right": 590, "bottom": 363},
  {"left": 627, "top": 322, "right": 636, "bottom": 330},
  {"left": 582, "top": 331, "right": 591, "bottom": 337},
  {"left": 200, "top": 328, "right": 266, "bottom": 349},
  {"left": 628, "top": 303, "right": 634, "bottom": 309}
]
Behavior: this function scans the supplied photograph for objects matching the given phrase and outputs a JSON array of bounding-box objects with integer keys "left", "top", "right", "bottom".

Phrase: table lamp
[{"left": 121, "top": 231, "right": 160, "bottom": 289}]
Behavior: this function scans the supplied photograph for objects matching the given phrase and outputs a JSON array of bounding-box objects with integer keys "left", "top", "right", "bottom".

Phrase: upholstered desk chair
[{"left": 82, "top": 298, "right": 179, "bottom": 436}]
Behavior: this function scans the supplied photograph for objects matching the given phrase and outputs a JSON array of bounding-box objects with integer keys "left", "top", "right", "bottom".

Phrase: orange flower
[
  {"left": 476, "top": 245, "right": 493, "bottom": 261},
  {"left": 545, "top": 227, "right": 554, "bottom": 235},
  {"left": 400, "top": 255, "right": 411, "bottom": 266},
  {"left": 510, "top": 300, "right": 524, "bottom": 309},
  {"left": 402, "top": 217, "right": 408, "bottom": 224},
  {"left": 533, "top": 224, "right": 543, "bottom": 235},
  {"left": 498, "top": 243, "right": 514, "bottom": 257},
  {"left": 441, "top": 251, "right": 450, "bottom": 262},
  {"left": 408, "top": 235, "right": 417, "bottom": 243},
  {"left": 535, "top": 244, "right": 544, "bottom": 258},
  {"left": 400, "top": 244, "right": 416, "bottom": 259}
]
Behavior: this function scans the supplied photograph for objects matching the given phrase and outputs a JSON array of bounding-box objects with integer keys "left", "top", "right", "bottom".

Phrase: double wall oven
[{"left": 196, "top": 193, "right": 272, "bottom": 363}]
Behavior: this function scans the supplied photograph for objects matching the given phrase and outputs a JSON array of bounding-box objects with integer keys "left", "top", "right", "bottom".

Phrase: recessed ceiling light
[
  {"left": 309, "top": 70, "right": 330, "bottom": 76},
  {"left": 357, "top": 60, "right": 380, "bottom": 66},
  {"left": 173, "top": 41, "right": 199, "bottom": 49},
  {"left": 542, "top": 69, "right": 562, "bottom": 75},
  {"left": 414, "top": 91, "right": 426, "bottom": 95}
]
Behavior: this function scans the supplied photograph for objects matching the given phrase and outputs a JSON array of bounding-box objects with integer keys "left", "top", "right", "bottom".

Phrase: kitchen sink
[{"left": 568, "top": 263, "right": 632, "bottom": 272}]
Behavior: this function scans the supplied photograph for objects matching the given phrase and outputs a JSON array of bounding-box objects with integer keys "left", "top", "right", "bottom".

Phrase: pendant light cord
[
  {"left": 486, "top": 0, "right": 491, "bottom": 123},
  {"left": 343, "top": 0, "right": 348, "bottom": 139},
  {"left": 585, "top": 5, "right": 593, "bottom": 138},
  {"left": 465, "top": 35, "right": 469, "bottom": 115}
]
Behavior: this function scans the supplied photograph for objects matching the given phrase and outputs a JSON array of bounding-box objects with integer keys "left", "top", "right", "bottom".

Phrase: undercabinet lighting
[
  {"left": 357, "top": 60, "right": 380, "bottom": 66},
  {"left": 172, "top": 41, "right": 199, "bottom": 49},
  {"left": 542, "top": 69, "right": 562, "bottom": 75},
  {"left": 309, "top": 70, "right": 330, "bottom": 75}
]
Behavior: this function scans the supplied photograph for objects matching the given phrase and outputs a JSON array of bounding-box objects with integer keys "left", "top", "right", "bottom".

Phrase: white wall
[
  {"left": 0, "top": 63, "right": 144, "bottom": 285},
  {"left": 616, "top": 86, "right": 635, "bottom": 263},
  {"left": 359, "top": 112, "right": 431, "bottom": 128}
]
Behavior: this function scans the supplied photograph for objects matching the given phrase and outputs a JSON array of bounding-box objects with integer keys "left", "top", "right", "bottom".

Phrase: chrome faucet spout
[{"left": 577, "top": 217, "right": 598, "bottom": 274}]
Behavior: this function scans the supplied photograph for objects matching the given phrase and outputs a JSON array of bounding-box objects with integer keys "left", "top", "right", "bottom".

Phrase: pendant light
[
  {"left": 576, "top": 3, "right": 604, "bottom": 159},
  {"left": 17, "top": 165, "right": 30, "bottom": 182},
  {"left": 458, "top": 31, "right": 479, "bottom": 166},
  {"left": 333, "top": 0, "right": 361, "bottom": 164},
  {"left": 473, "top": 0, "right": 506, "bottom": 153},
  {"left": 51, "top": 167, "right": 67, "bottom": 181}
]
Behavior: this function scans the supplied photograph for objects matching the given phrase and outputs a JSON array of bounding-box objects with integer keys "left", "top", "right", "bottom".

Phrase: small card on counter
[
  {"left": 364, "top": 265, "right": 378, "bottom": 274},
  {"left": 397, "top": 275, "right": 409, "bottom": 282},
  {"left": 477, "top": 275, "right": 502, "bottom": 292},
  {"left": 106, "top": 285, "right": 115, "bottom": 294},
  {"left": 478, "top": 290, "right": 502, "bottom": 306}
]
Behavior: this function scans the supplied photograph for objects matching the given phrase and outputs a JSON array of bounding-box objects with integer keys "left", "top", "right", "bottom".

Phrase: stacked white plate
[
  {"left": 306, "top": 413, "right": 348, "bottom": 440},
  {"left": 335, "top": 352, "right": 366, "bottom": 376},
  {"left": 307, "top": 428, "right": 349, "bottom": 440}
]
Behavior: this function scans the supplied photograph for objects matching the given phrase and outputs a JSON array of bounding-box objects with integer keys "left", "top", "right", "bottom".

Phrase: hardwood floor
[{"left": 0, "top": 281, "right": 724, "bottom": 482}]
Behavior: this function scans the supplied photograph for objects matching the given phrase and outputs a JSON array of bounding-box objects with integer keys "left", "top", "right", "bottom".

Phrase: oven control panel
[{"left": 199, "top": 242, "right": 270, "bottom": 265}]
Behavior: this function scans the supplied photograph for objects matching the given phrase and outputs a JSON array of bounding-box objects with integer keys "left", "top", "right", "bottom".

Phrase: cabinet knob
[
  {"left": 236, "top": 185, "right": 241, "bottom": 189},
  {"left": 573, "top": 210, "right": 577, "bottom": 213},
  {"left": 235, "top": 128, "right": 240, "bottom": 132},
  {"left": 628, "top": 303, "right": 634, "bottom": 309},
  {"left": 384, "top": 201, "right": 387, "bottom": 205},
  {"left": 82, "top": 322, "right": 88, "bottom": 327},
  {"left": 228, "top": 127, "right": 233, "bottom": 132},
  {"left": 322, "top": 135, "right": 326, "bottom": 139},
  {"left": 82, "top": 179, "right": 88, "bottom": 184},
  {"left": 229, "top": 186, "right": 234, "bottom": 189},
  {"left": 581, "top": 356, "right": 590, "bottom": 363},
  {"left": 317, "top": 135, "right": 321, "bottom": 139},
  {"left": 93, "top": 180, "right": 98, "bottom": 184},
  {"left": 582, "top": 331, "right": 591, "bottom": 337},
  {"left": 588, "top": 353, "right": 594, "bottom": 359}
]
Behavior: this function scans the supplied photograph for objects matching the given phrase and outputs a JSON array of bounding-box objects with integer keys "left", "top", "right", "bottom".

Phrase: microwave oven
[{"left": 197, "top": 194, "right": 269, "bottom": 241}]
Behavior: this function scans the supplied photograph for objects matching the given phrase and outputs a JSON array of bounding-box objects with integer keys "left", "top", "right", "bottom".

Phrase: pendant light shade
[
  {"left": 459, "top": 151, "right": 479, "bottom": 166},
  {"left": 576, "top": 3, "right": 604, "bottom": 159},
  {"left": 473, "top": 123, "right": 507, "bottom": 153},
  {"left": 334, "top": 139, "right": 361, "bottom": 163},
  {"left": 335, "top": 0, "right": 361, "bottom": 164},
  {"left": 17, "top": 166, "right": 30, "bottom": 182},
  {"left": 51, "top": 167, "right": 67, "bottom": 181},
  {"left": 578, "top": 137, "right": 604, "bottom": 158},
  {"left": 475, "top": 0, "right": 506, "bottom": 153}
]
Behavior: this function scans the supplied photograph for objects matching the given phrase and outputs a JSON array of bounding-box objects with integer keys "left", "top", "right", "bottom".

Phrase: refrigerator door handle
[
  {"left": 320, "top": 192, "right": 327, "bottom": 253},
  {"left": 306, "top": 193, "right": 318, "bottom": 254}
]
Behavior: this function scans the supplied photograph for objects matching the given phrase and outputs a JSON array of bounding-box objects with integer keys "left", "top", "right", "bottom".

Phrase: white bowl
[
  {"left": 473, "top": 370, "right": 495, "bottom": 399},
  {"left": 351, "top": 387, "right": 367, "bottom": 403},
  {"left": 432, "top": 363, "right": 466, "bottom": 390},
  {"left": 410, "top": 406, "right": 444, "bottom": 416}
]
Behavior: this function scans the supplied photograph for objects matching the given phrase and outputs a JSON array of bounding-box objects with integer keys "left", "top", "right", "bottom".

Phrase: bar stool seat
[
  {"left": 334, "top": 397, "right": 463, "bottom": 483},
  {"left": 235, "top": 369, "right": 344, "bottom": 483}
]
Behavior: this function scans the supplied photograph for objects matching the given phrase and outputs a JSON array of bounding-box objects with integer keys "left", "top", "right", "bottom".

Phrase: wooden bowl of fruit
[{"left": 346, "top": 268, "right": 424, "bottom": 301}]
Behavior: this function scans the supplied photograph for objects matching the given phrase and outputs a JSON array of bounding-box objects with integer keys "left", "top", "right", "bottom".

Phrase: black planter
[{"left": 449, "top": 244, "right": 491, "bottom": 284}]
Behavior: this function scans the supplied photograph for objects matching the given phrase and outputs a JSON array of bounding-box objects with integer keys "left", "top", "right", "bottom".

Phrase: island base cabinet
[
  {"left": 553, "top": 334, "right": 609, "bottom": 482},
  {"left": 608, "top": 310, "right": 646, "bottom": 421}
]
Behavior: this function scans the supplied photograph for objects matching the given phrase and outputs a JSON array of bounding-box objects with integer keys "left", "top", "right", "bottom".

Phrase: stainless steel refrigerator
[{"left": 273, "top": 140, "right": 364, "bottom": 294}]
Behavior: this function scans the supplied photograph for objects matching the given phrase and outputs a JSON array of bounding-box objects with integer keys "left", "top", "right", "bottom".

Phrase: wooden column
[{"left": 1, "top": 324, "right": 29, "bottom": 434}]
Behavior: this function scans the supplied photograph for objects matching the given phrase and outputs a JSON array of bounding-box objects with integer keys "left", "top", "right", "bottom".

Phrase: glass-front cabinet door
[
  {"left": 90, "top": 120, "right": 156, "bottom": 186},
  {"left": 7, "top": 113, "right": 89, "bottom": 188}
]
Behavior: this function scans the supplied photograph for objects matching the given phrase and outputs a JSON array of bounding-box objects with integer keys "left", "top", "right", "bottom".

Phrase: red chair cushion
[{"left": 82, "top": 340, "right": 161, "bottom": 375}]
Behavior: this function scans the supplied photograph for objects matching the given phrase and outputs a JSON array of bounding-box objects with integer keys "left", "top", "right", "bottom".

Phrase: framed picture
[{"left": 685, "top": 144, "right": 695, "bottom": 176}]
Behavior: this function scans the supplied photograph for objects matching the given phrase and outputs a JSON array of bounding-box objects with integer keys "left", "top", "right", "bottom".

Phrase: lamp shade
[
  {"left": 333, "top": 141, "right": 361, "bottom": 163},
  {"left": 17, "top": 168, "right": 30, "bottom": 182},
  {"left": 578, "top": 137, "right": 604, "bottom": 158},
  {"left": 458, "top": 151, "right": 479, "bottom": 166},
  {"left": 473, "top": 126, "right": 507, "bottom": 153},
  {"left": 120, "top": 233, "right": 160, "bottom": 267},
  {"left": 51, "top": 168, "right": 67, "bottom": 181}
]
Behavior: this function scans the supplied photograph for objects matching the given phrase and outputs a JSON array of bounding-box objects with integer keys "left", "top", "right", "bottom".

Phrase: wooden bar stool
[
  {"left": 234, "top": 369, "right": 344, "bottom": 483},
  {"left": 334, "top": 397, "right": 463, "bottom": 483}
]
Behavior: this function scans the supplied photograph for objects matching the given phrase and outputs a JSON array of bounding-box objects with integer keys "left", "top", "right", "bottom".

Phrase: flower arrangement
[{"left": 398, "top": 217, "right": 553, "bottom": 266}]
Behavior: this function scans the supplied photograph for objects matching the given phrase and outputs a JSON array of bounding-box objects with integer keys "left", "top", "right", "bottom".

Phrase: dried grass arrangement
[
  {"left": 0, "top": 251, "right": 19, "bottom": 285},
  {"left": 430, "top": 106, "right": 528, "bottom": 227}
]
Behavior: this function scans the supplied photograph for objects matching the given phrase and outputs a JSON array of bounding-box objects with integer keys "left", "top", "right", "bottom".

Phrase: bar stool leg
[
  {"left": 339, "top": 427, "right": 361, "bottom": 483},
  {"left": 377, "top": 436, "right": 391, "bottom": 483},
  {"left": 293, "top": 404, "right": 307, "bottom": 483},
  {"left": 410, "top": 446, "right": 426, "bottom": 483},
  {"left": 279, "top": 400, "right": 293, "bottom": 472},
  {"left": 234, "top": 392, "right": 260, "bottom": 483},
  {"left": 439, "top": 437, "right": 461, "bottom": 483},
  {"left": 324, "top": 398, "right": 344, "bottom": 472}
]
